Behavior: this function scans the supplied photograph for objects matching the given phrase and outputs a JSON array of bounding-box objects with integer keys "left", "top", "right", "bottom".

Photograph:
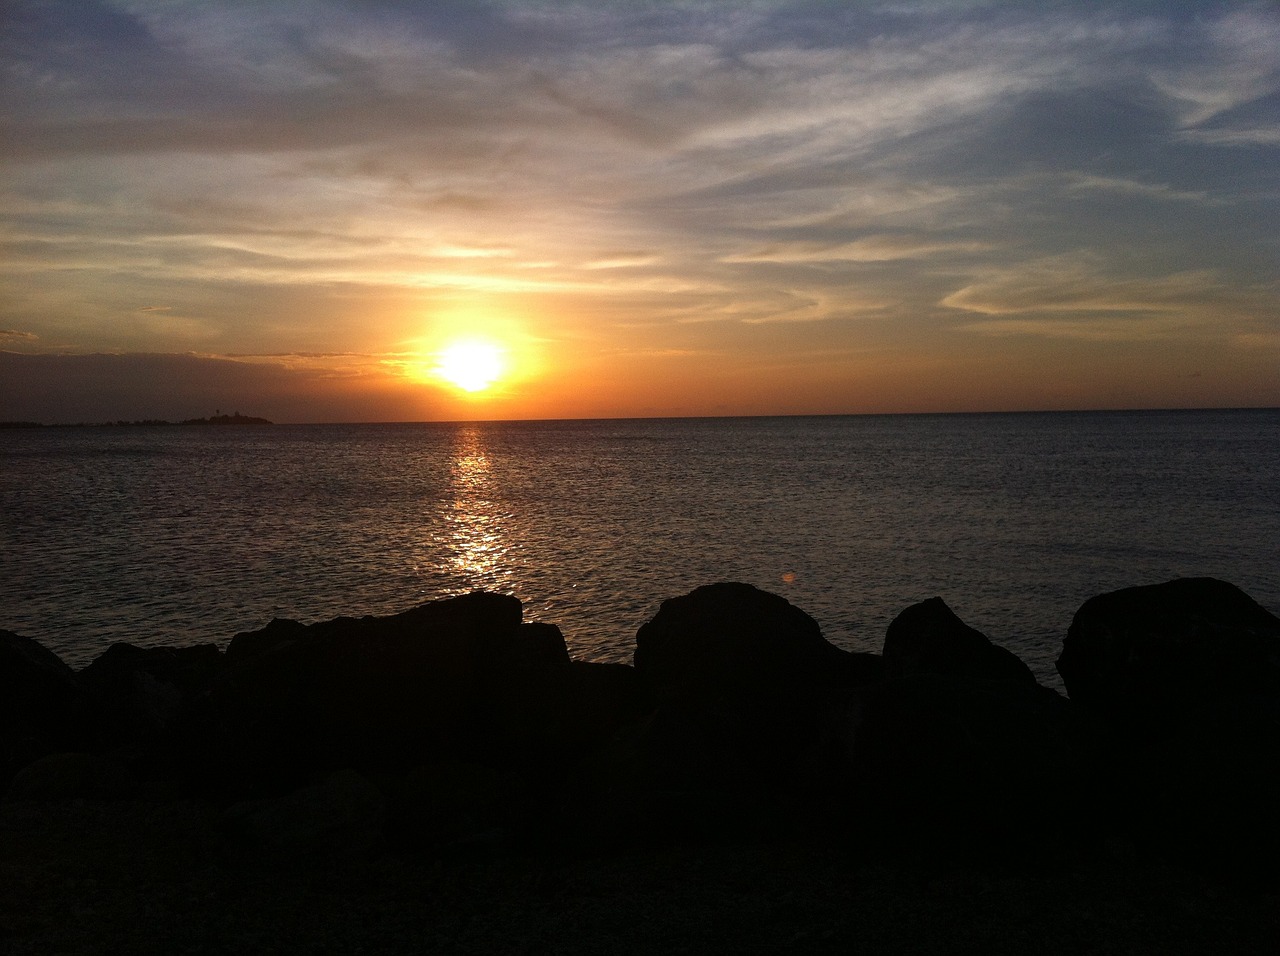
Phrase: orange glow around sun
[{"left": 433, "top": 338, "right": 505, "bottom": 393}]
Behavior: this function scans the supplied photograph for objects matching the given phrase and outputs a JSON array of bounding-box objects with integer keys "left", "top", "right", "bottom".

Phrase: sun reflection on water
[{"left": 444, "top": 425, "right": 510, "bottom": 585}]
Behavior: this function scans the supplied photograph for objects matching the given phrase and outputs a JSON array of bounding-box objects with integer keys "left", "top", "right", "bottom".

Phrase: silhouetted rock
[
  {"left": 883, "top": 597, "right": 1036, "bottom": 684},
  {"left": 7, "top": 752, "right": 136, "bottom": 802},
  {"left": 1056, "top": 577, "right": 1280, "bottom": 738},
  {"left": 1114, "top": 693, "right": 1280, "bottom": 875},
  {"left": 0, "top": 630, "right": 85, "bottom": 785},
  {"left": 837, "top": 596, "right": 1095, "bottom": 858},
  {"left": 635, "top": 582, "right": 874, "bottom": 695},
  {"left": 849, "top": 675, "right": 1086, "bottom": 856},
  {"left": 223, "top": 769, "right": 385, "bottom": 861},
  {"left": 385, "top": 761, "right": 527, "bottom": 857},
  {"left": 225, "top": 617, "right": 309, "bottom": 664},
  {"left": 518, "top": 620, "right": 574, "bottom": 667},
  {"left": 79, "top": 642, "right": 225, "bottom": 754},
  {"left": 6, "top": 578, "right": 1280, "bottom": 875},
  {"left": 193, "top": 592, "right": 574, "bottom": 797},
  {"left": 616, "top": 583, "right": 881, "bottom": 842},
  {"left": 487, "top": 660, "right": 653, "bottom": 773},
  {"left": 1057, "top": 578, "right": 1280, "bottom": 873}
]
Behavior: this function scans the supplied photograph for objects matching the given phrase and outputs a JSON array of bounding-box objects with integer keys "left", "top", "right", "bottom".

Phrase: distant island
[
  {"left": 1, "top": 412, "right": 272, "bottom": 428},
  {"left": 183, "top": 412, "right": 272, "bottom": 426}
]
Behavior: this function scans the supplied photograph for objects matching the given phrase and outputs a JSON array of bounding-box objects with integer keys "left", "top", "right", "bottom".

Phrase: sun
[{"left": 433, "top": 339, "right": 505, "bottom": 393}]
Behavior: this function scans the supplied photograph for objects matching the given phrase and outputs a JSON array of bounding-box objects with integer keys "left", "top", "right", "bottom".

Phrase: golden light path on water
[
  {"left": 442, "top": 425, "right": 511, "bottom": 583},
  {"left": 4, "top": 412, "right": 1277, "bottom": 689}
]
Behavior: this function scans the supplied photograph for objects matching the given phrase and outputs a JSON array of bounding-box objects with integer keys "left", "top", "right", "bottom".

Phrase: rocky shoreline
[{"left": 4, "top": 578, "right": 1279, "bottom": 953}]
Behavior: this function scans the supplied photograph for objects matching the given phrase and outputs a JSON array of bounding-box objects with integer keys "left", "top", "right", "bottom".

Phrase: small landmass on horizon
[{"left": 0, "top": 412, "right": 272, "bottom": 428}]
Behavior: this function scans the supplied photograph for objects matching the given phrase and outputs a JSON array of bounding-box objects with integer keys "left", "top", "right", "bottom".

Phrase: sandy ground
[{"left": 3, "top": 798, "right": 1278, "bottom": 956}]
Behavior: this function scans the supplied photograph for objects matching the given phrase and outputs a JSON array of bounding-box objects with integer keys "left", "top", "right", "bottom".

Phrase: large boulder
[
  {"left": 635, "top": 582, "right": 878, "bottom": 696},
  {"left": 223, "top": 769, "right": 386, "bottom": 861},
  {"left": 883, "top": 597, "right": 1036, "bottom": 685},
  {"left": 848, "top": 597, "right": 1077, "bottom": 856},
  {"left": 78, "top": 642, "right": 225, "bottom": 755},
  {"left": 6, "top": 751, "right": 136, "bottom": 802},
  {"left": 486, "top": 660, "right": 653, "bottom": 773},
  {"left": 474, "top": 659, "right": 657, "bottom": 852},
  {"left": 223, "top": 592, "right": 568, "bottom": 671},
  {"left": 1113, "top": 694, "right": 1280, "bottom": 875},
  {"left": 616, "top": 583, "right": 881, "bottom": 841},
  {"left": 1056, "top": 577, "right": 1280, "bottom": 737},
  {"left": 849, "top": 675, "right": 1087, "bottom": 857},
  {"left": 1057, "top": 579, "right": 1280, "bottom": 873},
  {"left": 191, "top": 592, "right": 575, "bottom": 796},
  {"left": 223, "top": 617, "right": 309, "bottom": 664},
  {"left": 0, "top": 630, "right": 85, "bottom": 785},
  {"left": 384, "top": 761, "right": 527, "bottom": 858}
]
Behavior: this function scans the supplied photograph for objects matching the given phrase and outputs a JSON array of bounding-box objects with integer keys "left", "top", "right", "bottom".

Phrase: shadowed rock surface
[
  {"left": 193, "top": 592, "right": 632, "bottom": 807},
  {"left": 1, "top": 629, "right": 84, "bottom": 786},
  {"left": 7, "top": 751, "right": 136, "bottom": 802},
  {"left": 3, "top": 578, "right": 1280, "bottom": 953},
  {"left": 860, "top": 598, "right": 1079, "bottom": 854},
  {"left": 79, "top": 642, "right": 225, "bottom": 752},
  {"left": 1057, "top": 577, "right": 1280, "bottom": 736},
  {"left": 1056, "top": 577, "right": 1280, "bottom": 874},
  {"left": 615, "top": 583, "right": 882, "bottom": 843},
  {"left": 634, "top": 582, "right": 877, "bottom": 694},
  {"left": 850, "top": 674, "right": 1087, "bottom": 855},
  {"left": 5, "top": 801, "right": 1277, "bottom": 956},
  {"left": 883, "top": 596, "right": 1036, "bottom": 684}
]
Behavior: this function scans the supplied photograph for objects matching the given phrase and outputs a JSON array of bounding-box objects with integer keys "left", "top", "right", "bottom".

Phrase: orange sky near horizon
[{"left": 1, "top": 1, "right": 1277, "bottom": 424}]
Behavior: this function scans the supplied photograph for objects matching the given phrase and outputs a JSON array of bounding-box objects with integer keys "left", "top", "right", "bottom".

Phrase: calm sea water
[{"left": 3, "top": 410, "right": 1278, "bottom": 688}]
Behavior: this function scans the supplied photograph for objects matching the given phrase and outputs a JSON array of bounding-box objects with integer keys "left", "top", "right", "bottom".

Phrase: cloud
[
  {"left": 1, "top": 2, "right": 1277, "bottom": 417},
  {"left": 1177, "top": 126, "right": 1280, "bottom": 147},
  {"left": 959, "top": 317, "right": 1192, "bottom": 343},
  {"left": 0, "top": 350, "right": 441, "bottom": 423},
  {"left": 1060, "top": 173, "right": 1210, "bottom": 203},
  {"left": 941, "top": 259, "right": 1227, "bottom": 317},
  {"left": 1149, "top": 5, "right": 1280, "bottom": 128},
  {"left": 944, "top": 253, "right": 1280, "bottom": 345},
  {"left": 723, "top": 235, "right": 991, "bottom": 263},
  {"left": 0, "top": 329, "right": 39, "bottom": 341},
  {"left": 583, "top": 252, "right": 662, "bottom": 270}
]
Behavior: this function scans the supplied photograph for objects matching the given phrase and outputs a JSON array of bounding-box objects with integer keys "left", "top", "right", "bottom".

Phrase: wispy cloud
[
  {"left": 2, "top": 0, "right": 1277, "bottom": 416},
  {"left": 1149, "top": 6, "right": 1280, "bottom": 128},
  {"left": 724, "top": 236, "right": 991, "bottom": 263},
  {"left": 1060, "top": 173, "right": 1211, "bottom": 204},
  {"left": 1177, "top": 126, "right": 1280, "bottom": 146},
  {"left": 942, "top": 258, "right": 1227, "bottom": 316}
]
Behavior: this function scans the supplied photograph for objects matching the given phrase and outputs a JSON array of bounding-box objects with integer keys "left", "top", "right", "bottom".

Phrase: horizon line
[{"left": 8, "top": 404, "right": 1279, "bottom": 429}]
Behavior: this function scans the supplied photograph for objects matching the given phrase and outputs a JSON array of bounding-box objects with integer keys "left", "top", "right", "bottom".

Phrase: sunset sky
[{"left": 2, "top": 0, "right": 1278, "bottom": 423}]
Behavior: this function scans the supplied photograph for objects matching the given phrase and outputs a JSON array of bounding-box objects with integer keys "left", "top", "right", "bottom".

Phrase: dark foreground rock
[
  {"left": 850, "top": 674, "right": 1088, "bottom": 856},
  {"left": 78, "top": 641, "right": 225, "bottom": 754},
  {"left": 1, "top": 629, "right": 84, "bottom": 786},
  {"left": 2, "top": 577, "right": 1279, "bottom": 883},
  {"left": 191, "top": 592, "right": 651, "bottom": 837},
  {"left": 853, "top": 598, "right": 1083, "bottom": 856},
  {"left": 7, "top": 751, "right": 136, "bottom": 802},
  {"left": 1057, "top": 577, "right": 1280, "bottom": 737},
  {"left": 634, "top": 582, "right": 877, "bottom": 692},
  {"left": 883, "top": 596, "right": 1036, "bottom": 684},
  {"left": 1056, "top": 577, "right": 1280, "bottom": 875},
  {"left": 607, "top": 583, "right": 881, "bottom": 844},
  {"left": 6, "top": 798, "right": 1279, "bottom": 956}
]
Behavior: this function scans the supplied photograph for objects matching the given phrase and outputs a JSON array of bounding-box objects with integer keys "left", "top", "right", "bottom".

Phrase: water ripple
[{"left": 3, "top": 411, "right": 1278, "bottom": 690}]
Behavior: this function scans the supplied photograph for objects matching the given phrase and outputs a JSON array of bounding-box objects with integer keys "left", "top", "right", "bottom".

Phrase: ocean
[{"left": 3, "top": 409, "right": 1278, "bottom": 688}]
